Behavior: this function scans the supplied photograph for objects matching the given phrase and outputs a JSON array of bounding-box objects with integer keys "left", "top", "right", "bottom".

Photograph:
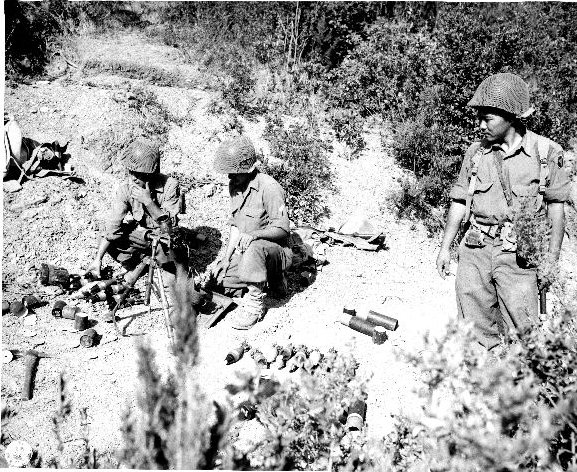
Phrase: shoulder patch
[{"left": 558, "top": 155, "right": 564, "bottom": 168}]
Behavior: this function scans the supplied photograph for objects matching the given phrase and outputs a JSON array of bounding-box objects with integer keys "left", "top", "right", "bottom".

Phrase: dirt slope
[{"left": 3, "top": 31, "right": 576, "bottom": 466}]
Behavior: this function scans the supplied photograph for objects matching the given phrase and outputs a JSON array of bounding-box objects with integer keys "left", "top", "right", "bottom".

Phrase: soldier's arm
[
  {"left": 436, "top": 201, "right": 466, "bottom": 278},
  {"left": 251, "top": 182, "right": 290, "bottom": 243},
  {"left": 547, "top": 202, "right": 564, "bottom": 260}
]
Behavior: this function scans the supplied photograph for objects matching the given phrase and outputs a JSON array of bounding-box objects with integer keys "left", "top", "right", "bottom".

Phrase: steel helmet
[
  {"left": 468, "top": 73, "right": 534, "bottom": 118},
  {"left": 213, "top": 136, "right": 257, "bottom": 174},
  {"left": 120, "top": 138, "right": 160, "bottom": 173}
]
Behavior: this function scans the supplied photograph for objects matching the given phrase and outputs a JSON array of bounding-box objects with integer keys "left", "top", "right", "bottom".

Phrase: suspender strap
[
  {"left": 464, "top": 149, "right": 481, "bottom": 223},
  {"left": 534, "top": 138, "right": 550, "bottom": 212}
]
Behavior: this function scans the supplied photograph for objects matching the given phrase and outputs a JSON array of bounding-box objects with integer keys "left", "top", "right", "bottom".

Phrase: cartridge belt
[{"left": 475, "top": 222, "right": 503, "bottom": 239}]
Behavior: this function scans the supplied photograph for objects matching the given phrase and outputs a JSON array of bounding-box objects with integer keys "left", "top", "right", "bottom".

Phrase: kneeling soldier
[
  {"left": 86, "top": 138, "right": 181, "bottom": 280},
  {"left": 211, "top": 136, "right": 293, "bottom": 329}
]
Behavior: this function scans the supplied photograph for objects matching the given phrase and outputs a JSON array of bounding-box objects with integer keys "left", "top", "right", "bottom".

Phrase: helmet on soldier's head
[
  {"left": 213, "top": 136, "right": 257, "bottom": 174},
  {"left": 468, "top": 73, "right": 534, "bottom": 118},
  {"left": 120, "top": 138, "right": 160, "bottom": 173}
]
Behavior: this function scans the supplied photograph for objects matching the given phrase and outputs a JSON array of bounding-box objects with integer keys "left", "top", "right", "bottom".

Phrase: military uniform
[
  {"left": 451, "top": 130, "right": 570, "bottom": 348},
  {"left": 104, "top": 174, "right": 180, "bottom": 268},
  {"left": 221, "top": 171, "right": 293, "bottom": 289}
]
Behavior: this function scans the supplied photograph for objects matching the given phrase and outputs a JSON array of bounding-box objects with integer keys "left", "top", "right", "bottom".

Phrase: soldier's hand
[
  {"left": 85, "top": 259, "right": 102, "bottom": 279},
  {"left": 211, "top": 260, "right": 229, "bottom": 285},
  {"left": 237, "top": 232, "right": 256, "bottom": 253},
  {"left": 130, "top": 185, "right": 153, "bottom": 206},
  {"left": 436, "top": 248, "right": 451, "bottom": 279}
]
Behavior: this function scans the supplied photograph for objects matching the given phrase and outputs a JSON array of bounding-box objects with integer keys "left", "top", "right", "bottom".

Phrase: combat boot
[{"left": 231, "top": 282, "right": 267, "bottom": 330}]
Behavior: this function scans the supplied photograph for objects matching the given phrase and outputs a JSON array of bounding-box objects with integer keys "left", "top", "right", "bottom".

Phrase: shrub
[
  {"left": 252, "top": 350, "right": 367, "bottom": 471},
  {"left": 326, "top": 3, "right": 577, "bottom": 227},
  {"left": 260, "top": 112, "right": 333, "bottom": 225}
]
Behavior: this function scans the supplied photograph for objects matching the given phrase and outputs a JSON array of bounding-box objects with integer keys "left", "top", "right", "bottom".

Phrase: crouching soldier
[
  {"left": 436, "top": 73, "right": 570, "bottom": 351},
  {"left": 85, "top": 138, "right": 181, "bottom": 281},
  {"left": 211, "top": 136, "right": 293, "bottom": 330}
]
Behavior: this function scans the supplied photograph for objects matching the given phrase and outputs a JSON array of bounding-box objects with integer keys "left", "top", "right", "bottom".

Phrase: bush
[
  {"left": 326, "top": 3, "right": 577, "bottom": 227},
  {"left": 260, "top": 112, "right": 333, "bottom": 225}
]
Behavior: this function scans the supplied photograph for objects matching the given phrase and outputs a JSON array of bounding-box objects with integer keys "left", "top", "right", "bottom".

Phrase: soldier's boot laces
[{"left": 231, "top": 283, "right": 267, "bottom": 330}]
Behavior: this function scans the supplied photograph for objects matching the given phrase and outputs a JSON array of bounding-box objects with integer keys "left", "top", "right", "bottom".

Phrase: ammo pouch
[
  {"left": 500, "top": 221, "right": 517, "bottom": 252},
  {"left": 464, "top": 227, "right": 486, "bottom": 248}
]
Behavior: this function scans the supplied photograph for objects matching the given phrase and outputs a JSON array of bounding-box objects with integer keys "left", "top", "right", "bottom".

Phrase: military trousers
[
  {"left": 107, "top": 221, "right": 172, "bottom": 271},
  {"left": 222, "top": 239, "right": 293, "bottom": 290},
  {"left": 455, "top": 235, "right": 538, "bottom": 350}
]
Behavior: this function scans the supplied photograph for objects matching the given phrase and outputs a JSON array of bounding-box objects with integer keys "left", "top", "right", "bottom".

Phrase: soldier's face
[
  {"left": 228, "top": 173, "right": 252, "bottom": 189},
  {"left": 476, "top": 108, "right": 514, "bottom": 143}
]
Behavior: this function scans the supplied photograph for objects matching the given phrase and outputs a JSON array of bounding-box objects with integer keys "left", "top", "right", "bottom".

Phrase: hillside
[{"left": 3, "top": 30, "right": 577, "bottom": 467}]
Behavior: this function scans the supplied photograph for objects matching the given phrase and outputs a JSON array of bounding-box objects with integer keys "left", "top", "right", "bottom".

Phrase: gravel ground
[{"left": 3, "top": 31, "right": 576, "bottom": 467}]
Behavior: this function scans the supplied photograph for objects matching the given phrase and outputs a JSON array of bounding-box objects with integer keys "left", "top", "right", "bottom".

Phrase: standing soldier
[
  {"left": 85, "top": 138, "right": 181, "bottom": 281},
  {"left": 436, "top": 73, "right": 571, "bottom": 350},
  {"left": 211, "top": 136, "right": 293, "bottom": 330}
]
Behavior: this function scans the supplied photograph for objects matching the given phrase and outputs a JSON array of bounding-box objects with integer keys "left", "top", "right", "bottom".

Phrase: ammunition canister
[
  {"left": 10, "top": 301, "right": 27, "bottom": 317},
  {"left": 52, "top": 300, "right": 67, "bottom": 317},
  {"left": 61, "top": 305, "right": 77, "bottom": 320},
  {"left": 346, "top": 400, "right": 367, "bottom": 431},
  {"left": 39, "top": 263, "right": 70, "bottom": 286},
  {"left": 3, "top": 301, "right": 11, "bottom": 315},
  {"left": 251, "top": 349, "right": 268, "bottom": 368},
  {"left": 22, "top": 295, "right": 41, "bottom": 309},
  {"left": 80, "top": 328, "right": 97, "bottom": 348},
  {"left": 337, "top": 313, "right": 388, "bottom": 345},
  {"left": 358, "top": 310, "right": 398, "bottom": 331},
  {"left": 74, "top": 313, "right": 89, "bottom": 331}
]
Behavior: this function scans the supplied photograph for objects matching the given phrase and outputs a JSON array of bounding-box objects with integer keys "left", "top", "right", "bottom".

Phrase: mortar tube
[{"left": 355, "top": 309, "right": 398, "bottom": 331}]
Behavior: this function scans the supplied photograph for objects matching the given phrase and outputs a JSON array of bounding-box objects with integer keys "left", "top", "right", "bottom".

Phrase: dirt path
[{"left": 3, "top": 31, "right": 575, "bottom": 466}]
